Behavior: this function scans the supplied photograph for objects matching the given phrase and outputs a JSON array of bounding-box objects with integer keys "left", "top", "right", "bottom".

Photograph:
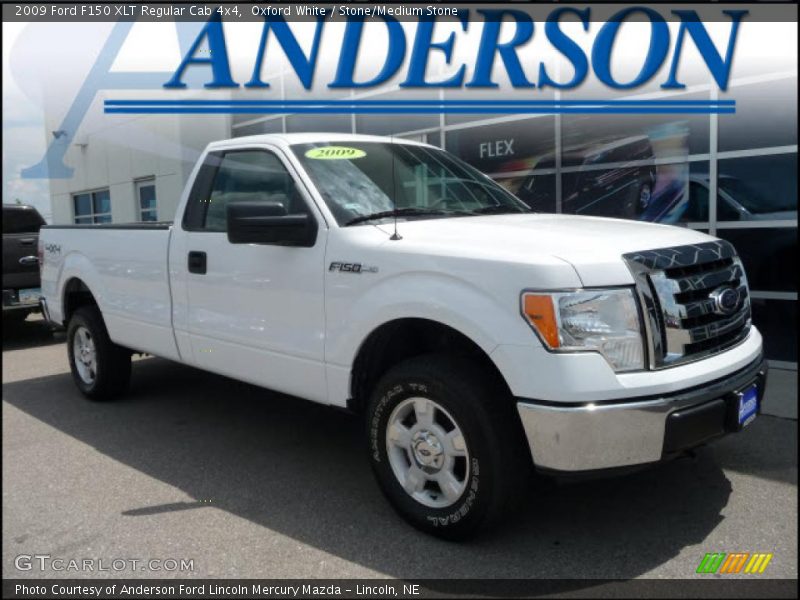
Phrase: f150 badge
[{"left": 329, "top": 262, "right": 378, "bottom": 274}]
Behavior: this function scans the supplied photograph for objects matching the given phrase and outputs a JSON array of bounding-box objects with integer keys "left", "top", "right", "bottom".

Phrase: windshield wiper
[
  {"left": 345, "top": 208, "right": 448, "bottom": 226},
  {"left": 467, "top": 205, "right": 530, "bottom": 215}
]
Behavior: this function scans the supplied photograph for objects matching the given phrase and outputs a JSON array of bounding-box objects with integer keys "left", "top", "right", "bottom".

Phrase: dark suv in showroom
[{"left": 517, "top": 135, "right": 657, "bottom": 218}]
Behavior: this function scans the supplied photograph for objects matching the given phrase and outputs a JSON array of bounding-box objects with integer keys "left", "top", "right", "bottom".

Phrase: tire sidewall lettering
[{"left": 370, "top": 380, "right": 482, "bottom": 529}]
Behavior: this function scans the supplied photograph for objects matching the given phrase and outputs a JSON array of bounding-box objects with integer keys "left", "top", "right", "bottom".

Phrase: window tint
[
  {"left": 137, "top": 180, "right": 157, "bottom": 222},
  {"left": 2, "top": 207, "right": 45, "bottom": 233},
  {"left": 686, "top": 181, "right": 709, "bottom": 222},
  {"left": 185, "top": 150, "right": 306, "bottom": 232},
  {"left": 73, "top": 189, "right": 111, "bottom": 224}
]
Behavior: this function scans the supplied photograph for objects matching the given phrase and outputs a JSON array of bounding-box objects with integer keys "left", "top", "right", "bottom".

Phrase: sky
[{"left": 2, "top": 22, "right": 51, "bottom": 221}]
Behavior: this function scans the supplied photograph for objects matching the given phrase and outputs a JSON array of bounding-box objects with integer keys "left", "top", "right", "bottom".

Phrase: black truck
[{"left": 3, "top": 203, "right": 46, "bottom": 322}]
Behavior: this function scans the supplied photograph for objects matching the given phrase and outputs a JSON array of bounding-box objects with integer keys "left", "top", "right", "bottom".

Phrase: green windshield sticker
[{"left": 305, "top": 146, "right": 366, "bottom": 160}]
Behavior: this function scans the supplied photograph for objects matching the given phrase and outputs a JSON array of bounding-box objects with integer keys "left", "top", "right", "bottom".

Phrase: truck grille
[{"left": 623, "top": 240, "right": 751, "bottom": 369}]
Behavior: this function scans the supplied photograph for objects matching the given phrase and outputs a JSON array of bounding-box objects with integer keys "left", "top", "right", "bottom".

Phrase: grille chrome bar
[{"left": 623, "top": 240, "right": 751, "bottom": 369}]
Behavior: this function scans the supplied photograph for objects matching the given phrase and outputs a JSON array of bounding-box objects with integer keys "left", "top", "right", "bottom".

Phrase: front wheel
[
  {"left": 366, "top": 354, "right": 529, "bottom": 540},
  {"left": 67, "top": 306, "right": 131, "bottom": 401}
]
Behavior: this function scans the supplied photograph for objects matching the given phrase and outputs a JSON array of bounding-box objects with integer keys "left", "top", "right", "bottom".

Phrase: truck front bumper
[{"left": 516, "top": 355, "right": 768, "bottom": 473}]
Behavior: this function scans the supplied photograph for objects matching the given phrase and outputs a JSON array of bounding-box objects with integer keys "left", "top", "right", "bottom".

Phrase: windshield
[
  {"left": 292, "top": 142, "right": 531, "bottom": 226},
  {"left": 719, "top": 177, "right": 795, "bottom": 213}
]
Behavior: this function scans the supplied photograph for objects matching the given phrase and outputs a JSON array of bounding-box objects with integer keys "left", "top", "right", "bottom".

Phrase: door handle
[
  {"left": 19, "top": 237, "right": 36, "bottom": 246},
  {"left": 188, "top": 251, "right": 207, "bottom": 274},
  {"left": 19, "top": 255, "right": 39, "bottom": 266}
]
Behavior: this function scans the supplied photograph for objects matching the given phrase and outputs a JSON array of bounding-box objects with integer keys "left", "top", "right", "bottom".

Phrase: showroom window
[
  {"left": 136, "top": 178, "right": 157, "bottom": 222},
  {"left": 73, "top": 189, "right": 111, "bottom": 224}
]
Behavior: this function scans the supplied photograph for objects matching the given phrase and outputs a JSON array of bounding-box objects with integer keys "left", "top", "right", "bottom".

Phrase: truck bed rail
[{"left": 42, "top": 222, "right": 173, "bottom": 230}]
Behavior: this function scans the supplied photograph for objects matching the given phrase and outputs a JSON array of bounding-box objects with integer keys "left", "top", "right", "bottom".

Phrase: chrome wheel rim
[
  {"left": 386, "top": 397, "right": 470, "bottom": 509},
  {"left": 73, "top": 326, "right": 97, "bottom": 385}
]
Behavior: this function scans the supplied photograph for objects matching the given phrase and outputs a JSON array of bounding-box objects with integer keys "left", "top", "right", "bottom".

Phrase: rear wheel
[
  {"left": 67, "top": 306, "right": 131, "bottom": 401},
  {"left": 366, "top": 354, "right": 529, "bottom": 540}
]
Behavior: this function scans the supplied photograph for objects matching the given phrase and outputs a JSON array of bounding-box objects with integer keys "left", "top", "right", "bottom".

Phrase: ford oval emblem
[{"left": 709, "top": 286, "right": 740, "bottom": 316}]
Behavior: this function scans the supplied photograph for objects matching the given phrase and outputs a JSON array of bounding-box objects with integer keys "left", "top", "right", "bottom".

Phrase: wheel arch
[
  {"left": 61, "top": 277, "right": 98, "bottom": 326},
  {"left": 348, "top": 317, "right": 511, "bottom": 415}
]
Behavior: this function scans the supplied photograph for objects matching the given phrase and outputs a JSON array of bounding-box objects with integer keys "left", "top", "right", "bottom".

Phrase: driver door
[{"left": 175, "top": 146, "right": 329, "bottom": 404}]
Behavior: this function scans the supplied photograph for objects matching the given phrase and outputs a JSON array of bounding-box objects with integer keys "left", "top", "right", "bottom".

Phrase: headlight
[{"left": 521, "top": 288, "right": 644, "bottom": 372}]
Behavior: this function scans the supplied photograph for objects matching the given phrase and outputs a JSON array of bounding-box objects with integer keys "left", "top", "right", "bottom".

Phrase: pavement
[{"left": 2, "top": 315, "right": 797, "bottom": 581}]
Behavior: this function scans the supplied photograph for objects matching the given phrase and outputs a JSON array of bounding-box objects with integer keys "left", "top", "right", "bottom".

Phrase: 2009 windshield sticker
[{"left": 305, "top": 146, "right": 366, "bottom": 160}]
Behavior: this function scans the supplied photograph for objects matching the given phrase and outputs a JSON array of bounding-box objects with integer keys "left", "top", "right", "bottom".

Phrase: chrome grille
[{"left": 623, "top": 240, "right": 751, "bottom": 369}]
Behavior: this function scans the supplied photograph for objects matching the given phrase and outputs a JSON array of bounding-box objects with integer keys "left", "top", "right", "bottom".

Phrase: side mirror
[{"left": 226, "top": 201, "right": 317, "bottom": 247}]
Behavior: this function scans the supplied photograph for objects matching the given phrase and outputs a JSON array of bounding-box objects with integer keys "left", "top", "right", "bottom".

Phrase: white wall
[{"left": 47, "top": 92, "right": 229, "bottom": 225}]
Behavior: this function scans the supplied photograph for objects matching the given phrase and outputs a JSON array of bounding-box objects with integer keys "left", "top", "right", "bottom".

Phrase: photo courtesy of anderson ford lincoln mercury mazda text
[{"left": 39, "top": 134, "right": 767, "bottom": 539}]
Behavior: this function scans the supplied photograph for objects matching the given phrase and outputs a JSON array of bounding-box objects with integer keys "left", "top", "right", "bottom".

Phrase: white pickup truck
[{"left": 40, "top": 133, "right": 767, "bottom": 539}]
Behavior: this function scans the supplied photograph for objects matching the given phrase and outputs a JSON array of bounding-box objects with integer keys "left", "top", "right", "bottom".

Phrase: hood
[{"left": 380, "top": 213, "right": 715, "bottom": 286}]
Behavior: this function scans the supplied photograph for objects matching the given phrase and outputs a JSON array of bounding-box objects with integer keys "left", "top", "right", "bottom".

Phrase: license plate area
[
  {"left": 18, "top": 288, "right": 42, "bottom": 305},
  {"left": 734, "top": 383, "right": 759, "bottom": 430}
]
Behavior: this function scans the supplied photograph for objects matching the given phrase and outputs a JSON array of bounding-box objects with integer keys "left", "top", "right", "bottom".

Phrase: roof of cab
[{"left": 206, "top": 132, "right": 434, "bottom": 151}]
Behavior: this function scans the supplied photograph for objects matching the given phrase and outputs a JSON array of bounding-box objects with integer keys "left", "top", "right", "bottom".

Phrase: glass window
[
  {"left": 443, "top": 85, "right": 556, "bottom": 126},
  {"left": 511, "top": 171, "right": 556, "bottom": 213},
  {"left": 192, "top": 150, "right": 305, "bottom": 232},
  {"left": 232, "top": 118, "right": 284, "bottom": 137},
  {"left": 285, "top": 114, "right": 351, "bottom": 133},
  {"left": 444, "top": 117, "right": 555, "bottom": 175},
  {"left": 687, "top": 180, "right": 709, "bottom": 222},
  {"left": 560, "top": 162, "right": 658, "bottom": 221},
  {"left": 427, "top": 131, "right": 442, "bottom": 148},
  {"left": 750, "top": 298, "right": 797, "bottom": 362},
  {"left": 136, "top": 179, "right": 157, "bottom": 222},
  {"left": 718, "top": 228, "right": 798, "bottom": 292},
  {"left": 717, "top": 154, "right": 797, "bottom": 222},
  {"left": 292, "top": 141, "right": 530, "bottom": 226},
  {"left": 562, "top": 112, "right": 709, "bottom": 160},
  {"left": 719, "top": 78, "right": 798, "bottom": 152},
  {"left": 355, "top": 90, "right": 440, "bottom": 136},
  {"left": 73, "top": 189, "right": 111, "bottom": 224}
]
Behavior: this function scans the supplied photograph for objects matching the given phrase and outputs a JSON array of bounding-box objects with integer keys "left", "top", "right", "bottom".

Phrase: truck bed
[{"left": 40, "top": 223, "right": 180, "bottom": 361}]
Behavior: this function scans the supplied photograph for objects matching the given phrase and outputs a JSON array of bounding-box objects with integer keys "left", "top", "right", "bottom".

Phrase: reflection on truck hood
[{"left": 382, "top": 213, "right": 715, "bottom": 287}]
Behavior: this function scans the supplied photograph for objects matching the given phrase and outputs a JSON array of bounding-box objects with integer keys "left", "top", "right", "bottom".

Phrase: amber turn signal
[{"left": 522, "top": 294, "right": 560, "bottom": 348}]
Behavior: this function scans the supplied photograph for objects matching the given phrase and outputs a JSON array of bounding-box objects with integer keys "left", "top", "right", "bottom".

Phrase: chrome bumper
[
  {"left": 516, "top": 356, "right": 767, "bottom": 472},
  {"left": 39, "top": 297, "right": 53, "bottom": 323},
  {"left": 2, "top": 288, "right": 41, "bottom": 312}
]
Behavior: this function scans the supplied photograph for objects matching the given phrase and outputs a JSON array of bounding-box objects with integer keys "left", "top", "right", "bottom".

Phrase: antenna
[{"left": 389, "top": 134, "right": 402, "bottom": 241}]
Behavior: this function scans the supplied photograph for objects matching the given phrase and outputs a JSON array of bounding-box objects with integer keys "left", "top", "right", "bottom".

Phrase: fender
[
  {"left": 57, "top": 252, "right": 107, "bottom": 323},
  {"left": 323, "top": 270, "right": 544, "bottom": 405}
]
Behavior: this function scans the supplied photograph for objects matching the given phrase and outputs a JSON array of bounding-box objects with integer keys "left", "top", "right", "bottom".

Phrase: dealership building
[{"left": 42, "top": 28, "right": 797, "bottom": 372}]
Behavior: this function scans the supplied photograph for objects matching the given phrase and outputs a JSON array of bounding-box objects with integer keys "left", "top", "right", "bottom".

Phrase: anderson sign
[{"left": 165, "top": 8, "right": 746, "bottom": 91}]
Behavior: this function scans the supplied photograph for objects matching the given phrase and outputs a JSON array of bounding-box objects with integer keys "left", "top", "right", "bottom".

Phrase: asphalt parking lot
[{"left": 3, "top": 315, "right": 798, "bottom": 581}]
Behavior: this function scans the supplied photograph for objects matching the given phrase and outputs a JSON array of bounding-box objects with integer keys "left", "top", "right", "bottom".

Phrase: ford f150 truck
[{"left": 40, "top": 133, "right": 767, "bottom": 539}]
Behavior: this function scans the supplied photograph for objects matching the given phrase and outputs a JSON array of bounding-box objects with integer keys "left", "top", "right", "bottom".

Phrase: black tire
[
  {"left": 366, "top": 354, "right": 529, "bottom": 540},
  {"left": 66, "top": 306, "right": 131, "bottom": 401},
  {"left": 3, "top": 310, "right": 30, "bottom": 325}
]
